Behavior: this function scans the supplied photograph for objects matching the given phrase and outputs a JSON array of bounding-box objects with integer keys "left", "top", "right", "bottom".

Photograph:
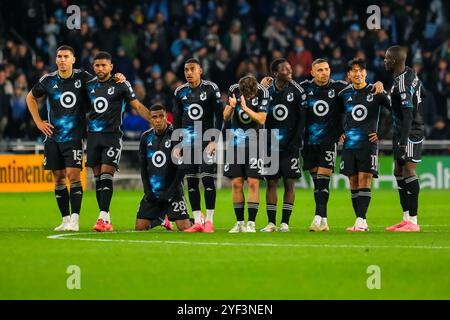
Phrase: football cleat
[
  {"left": 279, "top": 223, "right": 290, "bottom": 232},
  {"left": 246, "top": 221, "right": 256, "bottom": 233},
  {"left": 162, "top": 214, "right": 173, "bottom": 231},
  {"left": 229, "top": 222, "right": 246, "bottom": 233},
  {"left": 104, "top": 222, "right": 114, "bottom": 232},
  {"left": 394, "top": 221, "right": 420, "bottom": 232},
  {"left": 385, "top": 220, "right": 408, "bottom": 231},
  {"left": 183, "top": 223, "right": 205, "bottom": 233},
  {"left": 93, "top": 219, "right": 107, "bottom": 232},
  {"left": 54, "top": 216, "right": 71, "bottom": 231},
  {"left": 319, "top": 221, "right": 330, "bottom": 231},
  {"left": 203, "top": 221, "right": 214, "bottom": 233},
  {"left": 346, "top": 225, "right": 369, "bottom": 232},
  {"left": 260, "top": 222, "right": 277, "bottom": 232}
]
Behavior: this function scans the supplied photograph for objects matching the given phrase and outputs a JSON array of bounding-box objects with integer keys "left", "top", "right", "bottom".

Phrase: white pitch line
[{"left": 47, "top": 232, "right": 450, "bottom": 250}]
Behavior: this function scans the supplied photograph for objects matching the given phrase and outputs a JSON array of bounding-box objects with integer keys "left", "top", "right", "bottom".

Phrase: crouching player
[
  {"left": 135, "top": 104, "right": 192, "bottom": 231},
  {"left": 338, "top": 59, "right": 391, "bottom": 231}
]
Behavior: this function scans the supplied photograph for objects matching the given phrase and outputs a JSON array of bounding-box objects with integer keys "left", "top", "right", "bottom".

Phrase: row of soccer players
[{"left": 27, "top": 45, "right": 423, "bottom": 233}]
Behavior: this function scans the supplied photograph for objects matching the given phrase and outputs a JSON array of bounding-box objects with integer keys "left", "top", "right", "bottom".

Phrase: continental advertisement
[{"left": 0, "top": 155, "right": 87, "bottom": 192}]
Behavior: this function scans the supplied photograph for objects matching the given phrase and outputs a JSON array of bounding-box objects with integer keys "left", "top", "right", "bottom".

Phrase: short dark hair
[
  {"left": 56, "top": 45, "right": 75, "bottom": 55},
  {"left": 93, "top": 51, "right": 112, "bottom": 61},
  {"left": 347, "top": 58, "right": 366, "bottom": 72},
  {"left": 312, "top": 58, "right": 328, "bottom": 66},
  {"left": 270, "top": 58, "right": 287, "bottom": 74},
  {"left": 185, "top": 58, "right": 201, "bottom": 66},
  {"left": 149, "top": 104, "right": 166, "bottom": 112},
  {"left": 238, "top": 75, "right": 258, "bottom": 98}
]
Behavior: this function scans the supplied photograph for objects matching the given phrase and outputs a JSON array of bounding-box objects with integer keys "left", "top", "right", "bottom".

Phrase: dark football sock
[{"left": 55, "top": 185, "right": 70, "bottom": 218}]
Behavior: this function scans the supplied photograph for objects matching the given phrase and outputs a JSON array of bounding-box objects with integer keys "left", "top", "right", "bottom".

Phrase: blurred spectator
[
  {"left": 5, "top": 86, "right": 29, "bottom": 139},
  {"left": 287, "top": 37, "right": 313, "bottom": 77},
  {"left": 263, "top": 17, "right": 292, "bottom": 52},
  {"left": 223, "top": 19, "right": 246, "bottom": 58},
  {"left": 122, "top": 108, "right": 149, "bottom": 140},
  {"left": 93, "top": 16, "right": 119, "bottom": 54}
]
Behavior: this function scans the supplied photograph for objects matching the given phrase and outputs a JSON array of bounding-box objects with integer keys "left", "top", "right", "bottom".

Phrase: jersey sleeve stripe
[
  {"left": 202, "top": 80, "right": 219, "bottom": 90},
  {"left": 338, "top": 84, "right": 352, "bottom": 95},
  {"left": 290, "top": 80, "right": 305, "bottom": 93},
  {"left": 228, "top": 84, "right": 239, "bottom": 93},
  {"left": 257, "top": 83, "right": 269, "bottom": 98}
]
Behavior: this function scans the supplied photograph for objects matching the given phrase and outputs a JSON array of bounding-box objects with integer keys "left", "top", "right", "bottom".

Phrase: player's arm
[
  {"left": 398, "top": 82, "right": 415, "bottom": 146},
  {"left": 260, "top": 76, "right": 273, "bottom": 88},
  {"left": 223, "top": 93, "right": 236, "bottom": 121},
  {"left": 129, "top": 99, "right": 151, "bottom": 121},
  {"left": 212, "top": 87, "right": 224, "bottom": 131},
  {"left": 372, "top": 81, "right": 384, "bottom": 95},
  {"left": 159, "top": 146, "right": 186, "bottom": 201},
  {"left": 26, "top": 86, "right": 54, "bottom": 137},
  {"left": 289, "top": 88, "right": 307, "bottom": 151},
  {"left": 139, "top": 134, "right": 152, "bottom": 199}
]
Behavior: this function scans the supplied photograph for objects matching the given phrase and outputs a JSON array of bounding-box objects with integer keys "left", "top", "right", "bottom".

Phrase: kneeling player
[
  {"left": 338, "top": 59, "right": 391, "bottom": 231},
  {"left": 135, "top": 104, "right": 192, "bottom": 231}
]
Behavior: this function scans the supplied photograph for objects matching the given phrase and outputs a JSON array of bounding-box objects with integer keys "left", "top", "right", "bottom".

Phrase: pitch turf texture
[{"left": 1, "top": 188, "right": 449, "bottom": 299}]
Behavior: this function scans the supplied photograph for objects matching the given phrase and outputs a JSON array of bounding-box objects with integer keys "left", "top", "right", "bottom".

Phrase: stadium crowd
[{"left": 0, "top": 0, "right": 449, "bottom": 142}]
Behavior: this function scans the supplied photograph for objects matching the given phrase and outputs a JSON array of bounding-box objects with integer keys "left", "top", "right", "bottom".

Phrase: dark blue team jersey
[
  {"left": 31, "top": 69, "right": 93, "bottom": 142},
  {"left": 86, "top": 77, "right": 136, "bottom": 134},
  {"left": 266, "top": 80, "right": 307, "bottom": 152},
  {"left": 339, "top": 84, "right": 391, "bottom": 149},
  {"left": 139, "top": 126, "right": 182, "bottom": 199},
  {"left": 300, "top": 79, "right": 348, "bottom": 145}
]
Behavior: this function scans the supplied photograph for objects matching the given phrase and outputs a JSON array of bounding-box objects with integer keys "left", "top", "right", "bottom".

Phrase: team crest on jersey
[
  {"left": 400, "top": 93, "right": 407, "bottom": 100},
  {"left": 75, "top": 80, "right": 81, "bottom": 88},
  {"left": 251, "top": 97, "right": 259, "bottom": 106},
  {"left": 200, "top": 91, "right": 207, "bottom": 101},
  {"left": 165, "top": 139, "right": 171, "bottom": 148},
  {"left": 108, "top": 87, "right": 115, "bottom": 95},
  {"left": 366, "top": 94, "right": 373, "bottom": 102},
  {"left": 328, "top": 89, "right": 335, "bottom": 98},
  {"left": 287, "top": 92, "right": 294, "bottom": 102}
]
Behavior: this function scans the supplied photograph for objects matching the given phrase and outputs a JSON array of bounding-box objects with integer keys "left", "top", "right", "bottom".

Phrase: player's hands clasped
[
  {"left": 228, "top": 94, "right": 237, "bottom": 108},
  {"left": 240, "top": 95, "right": 249, "bottom": 112},
  {"left": 372, "top": 81, "right": 384, "bottom": 95}
]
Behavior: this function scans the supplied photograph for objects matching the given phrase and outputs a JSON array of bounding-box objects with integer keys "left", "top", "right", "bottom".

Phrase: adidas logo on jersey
[
  {"left": 53, "top": 84, "right": 58, "bottom": 89},
  {"left": 348, "top": 97, "right": 352, "bottom": 102},
  {"left": 90, "top": 89, "right": 95, "bottom": 93},
  {"left": 182, "top": 96, "right": 188, "bottom": 100}
]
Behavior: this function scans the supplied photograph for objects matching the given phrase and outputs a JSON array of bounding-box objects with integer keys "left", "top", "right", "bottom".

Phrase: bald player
[{"left": 384, "top": 45, "right": 424, "bottom": 232}]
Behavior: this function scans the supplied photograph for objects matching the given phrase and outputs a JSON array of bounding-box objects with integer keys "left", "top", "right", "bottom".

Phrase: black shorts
[
  {"left": 223, "top": 144, "right": 263, "bottom": 179},
  {"left": 339, "top": 145, "right": 379, "bottom": 178},
  {"left": 302, "top": 143, "right": 337, "bottom": 171},
  {"left": 86, "top": 132, "right": 122, "bottom": 168},
  {"left": 181, "top": 145, "right": 217, "bottom": 178},
  {"left": 136, "top": 194, "right": 190, "bottom": 222},
  {"left": 393, "top": 137, "right": 423, "bottom": 164},
  {"left": 265, "top": 149, "right": 302, "bottom": 180},
  {"left": 43, "top": 139, "right": 83, "bottom": 170}
]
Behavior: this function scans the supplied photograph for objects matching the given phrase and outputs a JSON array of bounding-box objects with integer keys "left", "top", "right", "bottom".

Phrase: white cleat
[
  {"left": 54, "top": 216, "right": 71, "bottom": 231},
  {"left": 319, "top": 220, "right": 330, "bottom": 231},
  {"left": 309, "top": 215, "right": 322, "bottom": 232},
  {"left": 229, "top": 222, "right": 246, "bottom": 233},
  {"left": 260, "top": 222, "right": 277, "bottom": 232},
  {"left": 66, "top": 214, "right": 79, "bottom": 231},
  {"left": 279, "top": 223, "right": 290, "bottom": 232},
  {"left": 246, "top": 221, "right": 256, "bottom": 233}
]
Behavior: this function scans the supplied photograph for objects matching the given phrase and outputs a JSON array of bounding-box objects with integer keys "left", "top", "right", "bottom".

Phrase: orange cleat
[
  {"left": 385, "top": 220, "right": 408, "bottom": 231},
  {"left": 183, "top": 223, "right": 205, "bottom": 233},
  {"left": 394, "top": 221, "right": 420, "bottom": 232},
  {"left": 93, "top": 219, "right": 106, "bottom": 232},
  {"left": 162, "top": 214, "right": 173, "bottom": 231},
  {"left": 104, "top": 221, "right": 114, "bottom": 232},
  {"left": 346, "top": 225, "right": 368, "bottom": 232},
  {"left": 203, "top": 221, "right": 215, "bottom": 233}
]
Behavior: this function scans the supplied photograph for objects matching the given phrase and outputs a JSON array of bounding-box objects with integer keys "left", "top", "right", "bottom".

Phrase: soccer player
[
  {"left": 300, "top": 59, "right": 384, "bottom": 231},
  {"left": 135, "top": 104, "right": 192, "bottom": 231},
  {"left": 223, "top": 75, "right": 269, "bottom": 232},
  {"left": 259, "top": 58, "right": 307, "bottom": 232},
  {"left": 384, "top": 45, "right": 424, "bottom": 232},
  {"left": 85, "top": 51, "right": 151, "bottom": 232},
  {"left": 172, "top": 58, "right": 223, "bottom": 233},
  {"left": 26, "top": 45, "right": 92, "bottom": 231},
  {"left": 338, "top": 58, "right": 391, "bottom": 232}
]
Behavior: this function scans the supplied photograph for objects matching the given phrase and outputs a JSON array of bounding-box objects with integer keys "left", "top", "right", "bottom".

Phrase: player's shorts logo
[
  {"left": 108, "top": 87, "right": 115, "bottom": 95},
  {"left": 273, "top": 104, "right": 288, "bottom": 121},
  {"left": 313, "top": 100, "right": 329, "bottom": 117},
  {"left": 351, "top": 104, "right": 368, "bottom": 121},
  {"left": 188, "top": 104, "right": 203, "bottom": 120},
  {"left": 200, "top": 91, "right": 207, "bottom": 101},
  {"left": 152, "top": 151, "right": 167, "bottom": 168},
  {"left": 93, "top": 97, "right": 109, "bottom": 113},
  {"left": 74, "top": 79, "right": 81, "bottom": 88},
  {"left": 238, "top": 109, "right": 252, "bottom": 124},
  {"left": 287, "top": 92, "right": 294, "bottom": 102},
  {"left": 328, "top": 89, "right": 335, "bottom": 98},
  {"left": 59, "top": 91, "right": 77, "bottom": 109}
]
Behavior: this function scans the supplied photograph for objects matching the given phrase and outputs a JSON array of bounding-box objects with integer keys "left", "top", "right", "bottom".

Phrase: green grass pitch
[{"left": 0, "top": 188, "right": 449, "bottom": 299}]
